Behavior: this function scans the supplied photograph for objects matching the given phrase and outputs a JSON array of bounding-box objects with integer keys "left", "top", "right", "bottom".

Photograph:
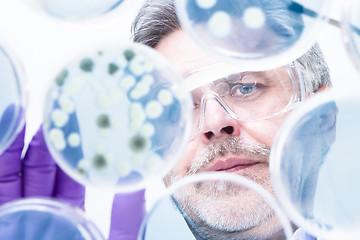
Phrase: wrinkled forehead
[{"left": 184, "top": 62, "right": 290, "bottom": 91}]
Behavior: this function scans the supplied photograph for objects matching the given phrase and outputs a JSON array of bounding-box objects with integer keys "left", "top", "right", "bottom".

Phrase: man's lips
[{"left": 208, "top": 158, "right": 260, "bottom": 173}]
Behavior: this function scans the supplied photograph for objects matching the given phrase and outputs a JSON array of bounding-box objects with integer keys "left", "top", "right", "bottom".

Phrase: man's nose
[{"left": 198, "top": 97, "right": 241, "bottom": 144}]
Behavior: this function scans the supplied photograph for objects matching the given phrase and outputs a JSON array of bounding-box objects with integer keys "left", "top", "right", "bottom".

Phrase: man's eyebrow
[
  {"left": 182, "top": 65, "right": 210, "bottom": 79},
  {"left": 183, "top": 68, "right": 222, "bottom": 91},
  {"left": 182, "top": 63, "right": 275, "bottom": 90}
]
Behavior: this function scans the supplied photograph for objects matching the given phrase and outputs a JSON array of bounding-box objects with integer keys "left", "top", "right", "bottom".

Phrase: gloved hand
[
  {"left": 0, "top": 125, "right": 146, "bottom": 239},
  {"left": 109, "top": 189, "right": 146, "bottom": 240},
  {"left": 0, "top": 125, "right": 85, "bottom": 208}
]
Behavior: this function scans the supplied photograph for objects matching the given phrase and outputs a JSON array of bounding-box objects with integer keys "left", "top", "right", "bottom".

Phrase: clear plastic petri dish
[
  {"left": 139, "top": 172, "right": 293, "bottom": 240},
  {"left": 271, "top": 88, "right": 360, "bottom": 239},
  {"left": 0, "top": 43, "right": 26, "bottom": 155},
  {"left": 0, "top": 198, "right": 104, "bottom": 240},
  {"left": 342, "top": 0, "right": 360, "bottom": 73},
  {"left": 175, "top": 0, "right": 331, "bottom": 71},
  {"left": 43, "top": 43, "right": 193, "bottom": 192},
  {"left": 25, "top": 0, "right": 125, "bottom": 21}
]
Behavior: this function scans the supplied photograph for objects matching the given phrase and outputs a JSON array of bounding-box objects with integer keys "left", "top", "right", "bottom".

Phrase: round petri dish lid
[
  {"left": 25, "top": 0, "right": 125, "bottom": 21},
  {"left": 175, "top": 0, "right": 331, "bottom": 71},
  {"left": 341, "top": 0, "right": 360, "bottom": 73},
  {"left": 0, "top": 43, "right": 26, "bottom": 155},
  {"left": 270, "top": 88, "right": 360, "bottom": 239},
  {"left": 139, "top": 172, "right": 293, "bottom": 240},
  {"left": 0, "top": 198, "right": 104, "bottom": 240},
  {"left": 42, "top": 43, "right": 193, "bottom": 192}
]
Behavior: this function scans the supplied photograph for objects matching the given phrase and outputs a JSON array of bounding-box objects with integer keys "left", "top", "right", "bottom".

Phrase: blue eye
[{"left": 231, "top": 83, "right": 257, "bottom": 96}]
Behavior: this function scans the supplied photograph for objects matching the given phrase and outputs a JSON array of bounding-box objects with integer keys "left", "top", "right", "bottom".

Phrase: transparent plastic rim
[
  {"left": 341, "top": 0, "right": 360, "bottom": 72},
  {"left": 270, "top": 88, "right": 360, "bottom": 239},
  {"left": 0, "top": 197, "right": 104, "bottom": 240},
  {"left": 0, "top": 41, "right": 27, "bottom": 155},
  {"left": 24, "top": 0, "right": 130, "bottom": 25},
  {"left": 174, "top": 0, "right": 332, "bottom": 71},
  {"left": 138, "top": 172, "right": 294, "bottom": 240},
  {"left": 42, "top": 42, "right": 194, "bottom": 192}
]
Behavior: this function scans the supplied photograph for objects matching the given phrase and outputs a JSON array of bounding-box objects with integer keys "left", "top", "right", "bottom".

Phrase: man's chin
[
  {"left": 173, "top": 180, "right": 278, "bottom": 235},
  {"left": 186, "top": 196, "right": 274, "bottom": 231},
  {"left": 164, "top": 166, "right": 281, "bottom": 239},
  {"left": 183, "top": 205, "right": 281, "bottom": 240}
]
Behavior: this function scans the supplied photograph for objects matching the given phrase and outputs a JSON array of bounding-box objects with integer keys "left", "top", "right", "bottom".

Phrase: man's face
[{"left": 155, "top": 29, "right": 292, "bottom": 239}]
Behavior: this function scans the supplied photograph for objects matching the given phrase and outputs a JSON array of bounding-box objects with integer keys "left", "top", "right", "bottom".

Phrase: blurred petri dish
[
  {"left": 0, "top": 198, "right": 104, "bottom": 240},
  {"left": 26, "top": 0, "right": 125, "bottom": 21},
  {"left": 175, "top": 0, "right": 331, "bottom": 71},
  {"left": 0, "top": 43, "right": 26, "bottom": 155},
  {"left": 271, "top": 88, "right": 360, "bottom": 239},
  {"left": 139, "top": 172, "right": 293, "bottom": 240},
  {"left": 342, "top": 0, "right": 360, "bottom": 73},
  {"left": 43, "top": 43, "right": 193, "bottom": 192}
]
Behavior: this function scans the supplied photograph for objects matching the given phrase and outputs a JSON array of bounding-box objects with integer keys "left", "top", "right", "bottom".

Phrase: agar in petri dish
[
  {"left": 43, "top": 43, "right": 193, "bottom": 192},
  {"left": 26, "top": 0, "right": 124, "bottom": 21},
  {"left": 175, "top": 0, "right": 331, "bottom": 71},
  {"left": 0, "top": 198, "right": 104, "bottom": 240},
  {"left": 0, "top": 44, "right": 26, "bottom": 155},
  {"left": 139, "top": 172, "right": 293, "bottom": 240},
  {"left": 271, "top": 89, "right": 360, "bottom": 239}
]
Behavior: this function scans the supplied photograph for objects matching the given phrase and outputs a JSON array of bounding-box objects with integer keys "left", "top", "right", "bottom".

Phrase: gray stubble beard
[{"left": 166, "top": 136, "right": 278, "bottom": 239}]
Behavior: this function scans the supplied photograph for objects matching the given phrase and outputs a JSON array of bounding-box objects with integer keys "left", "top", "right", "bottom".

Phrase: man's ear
[{"left": 315, "top": 85, "right": 330, "bottom": 93}]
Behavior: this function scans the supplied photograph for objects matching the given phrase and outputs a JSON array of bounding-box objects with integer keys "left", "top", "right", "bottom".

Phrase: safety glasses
[{"left": 185, "top": 62, "right": 305, "bottom": 139}]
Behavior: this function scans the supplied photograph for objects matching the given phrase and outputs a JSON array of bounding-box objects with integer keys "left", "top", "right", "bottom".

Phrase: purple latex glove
[
  {"left": 0, "top": 126, "right": 145, "bottom": 239},
  {"left": 0, "top": 126, "right": 24, "bottom": 204},
  {"left": 109, "top": 189, "right": 146, "bottom": 240},
  {"left": 0, "top": 125, "right": 85, "bottom": 209},
  {"left": 1, "top": 102, "right": 145, "bottom": 239}
]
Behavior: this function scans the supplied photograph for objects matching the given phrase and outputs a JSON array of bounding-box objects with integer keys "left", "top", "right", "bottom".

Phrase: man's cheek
[
  {"left": 244, "top": 118, "right": 286, "bottom": 148},
  {"left": 173, "top": 141, "right": 200, "bottom": 177}
]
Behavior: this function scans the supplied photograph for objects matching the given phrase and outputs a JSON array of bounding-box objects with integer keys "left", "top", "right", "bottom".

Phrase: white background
[{"left": 0, "top": 0, "right": 359, "bottom": 238}]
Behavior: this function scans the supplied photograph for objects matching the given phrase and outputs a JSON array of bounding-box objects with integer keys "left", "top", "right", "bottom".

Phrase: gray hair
[{"left": 131, "top": 0, "right": 332, "bottom": 92}]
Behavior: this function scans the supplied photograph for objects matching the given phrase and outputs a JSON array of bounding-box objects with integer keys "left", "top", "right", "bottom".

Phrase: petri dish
[
  {"left": 43, "top": 43, "right": 193, "bottom": 192},
  {"left": 271, "top": 88, "right": 360, "bottom": 239},
  {"left": 342, "top": 0, "right": 360, "bottom": 73},
  {"left": 0, "top": 43, "right": 26, "bottom": 155},
  {"left": 0, "top": 198, "right": 104, "bottom": 240},
  {"left": 175, "top": 0, "right": 331, "bottom": 71},
  {"left": 25, "top": 0, "right": 125, "bottom": 21},
  {"left": 139, "top": 172, "right": 293, "bottom": 240}
]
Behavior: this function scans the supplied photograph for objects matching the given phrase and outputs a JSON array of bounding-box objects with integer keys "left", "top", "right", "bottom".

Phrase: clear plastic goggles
[{"left": 185, "top": 63, "right": 305, "bottom": 139}]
